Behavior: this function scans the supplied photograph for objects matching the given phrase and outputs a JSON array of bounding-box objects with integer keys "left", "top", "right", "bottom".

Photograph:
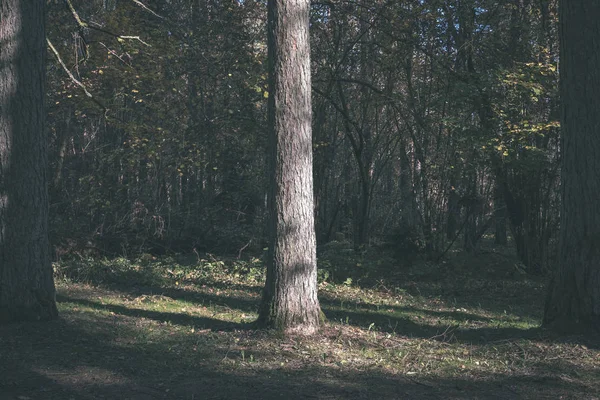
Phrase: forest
[{"left": 0, "top": 0, "right": 599, "bottom": 399}]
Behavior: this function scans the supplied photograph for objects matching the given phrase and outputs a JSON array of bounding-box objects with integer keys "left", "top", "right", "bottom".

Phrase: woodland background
[
  {"left": 46, "top": 0, "right": 560, "bottom": 276},
  {"left": 3, "top": 2, "right": 600, "bottom": 399}
]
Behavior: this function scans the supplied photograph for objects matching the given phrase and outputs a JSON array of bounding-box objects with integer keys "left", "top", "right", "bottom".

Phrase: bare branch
[
  {"left": 64, "top": 0, "right": 151, "bottom": 46},
  {"left": 46, "top": 38, "right": 108, "bottom": 113},
  {"left": 65, "top": 0, "right": 87, "bottom": 27},
  {"left": 132, "top": 0, "right": 164, "bottom": 19},
  {"left": 118, "top": 36, "right": 151, "bottom": 47},
  {"left": 98, "top": 42, "right": 132, "bottom": 67}
]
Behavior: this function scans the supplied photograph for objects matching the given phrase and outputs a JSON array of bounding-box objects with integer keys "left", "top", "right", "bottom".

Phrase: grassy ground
[{"left": 1, "top": 249, "right": 598, "bottom": 399}]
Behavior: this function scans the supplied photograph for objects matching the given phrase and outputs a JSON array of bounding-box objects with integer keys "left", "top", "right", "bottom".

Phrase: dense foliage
[{"left": 46, "top": 0, "right": 560, "bottom": 274}]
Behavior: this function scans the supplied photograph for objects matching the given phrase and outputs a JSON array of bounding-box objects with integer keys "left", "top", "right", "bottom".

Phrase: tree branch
[{"left": 46, "top": 38, "right": 108, "bottom": 113}]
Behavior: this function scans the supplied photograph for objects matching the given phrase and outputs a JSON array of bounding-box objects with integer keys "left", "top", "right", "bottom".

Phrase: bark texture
[
  {"left": 543, "top": 1, "right": 600, "bottom": 333},
  {"left": 258, "top": 0, "right": 321, "bottom": 334},
  {"left": 0, "top": 0, "right": 58, "bottom": 322}
]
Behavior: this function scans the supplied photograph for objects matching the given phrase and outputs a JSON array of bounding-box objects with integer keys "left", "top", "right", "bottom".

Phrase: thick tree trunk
[
  {"left": 543, "top": 1, "right": 600, "bottom": 333},
  {"left": 0, "top": 0, "right": 58, "bottom": 322},
  {"left": 258, "top": 0, "right": 322, "bottom": 335}
]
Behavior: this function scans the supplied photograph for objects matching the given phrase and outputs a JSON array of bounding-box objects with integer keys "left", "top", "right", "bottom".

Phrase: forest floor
[{"left": 1, "top": 246, "right": 599, "bottom": 400}]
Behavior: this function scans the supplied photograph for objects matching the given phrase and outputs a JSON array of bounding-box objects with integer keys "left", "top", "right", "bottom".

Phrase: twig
[
  {"left": 47, "top": 39, "right": 91, "bottom": 97},
  {"left": 46, "top": 38, "right": 108, "bottom": 113},
  {"left": 237, "top": 240, "right": 251, "bottom": 259},
  {"left": 407, "top": 377, "right": 435, "bottom": 388},
  {"left": 132, "top": 0, "right": 164, "bottom": 19},
  {"left": 221, "top": 345, "right": 232, "bottom": 362},
  {"left": 98, "top": 41, "right": 132, "bottom": 67},
  {"left": 66, "top": 0, "right": 86, "bottom": 27},
  {"left": 66, "top": 0, "right": 151, "bottom": 47},
  {"left": 428, "top": 324, "right": 459, "bottom": 342},
  {"left": 193, "top": 247, "right": 201, "bottom": 263},
  {"left": 119, "top": 36, "right": 151, "bottom": 47}
]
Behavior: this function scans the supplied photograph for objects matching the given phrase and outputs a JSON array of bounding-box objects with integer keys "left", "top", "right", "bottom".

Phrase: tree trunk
[
  {"left": 493, "top": 183, "right": 507, "bottom": 245},
  {"left": 463, "top": 174, "right": 479, "bottom": 253},
  {"left": 0, "top": 0, "right": 58, "bottom": 323},
  {"left": 258, "top": 0, "right": 322, "bottom": 335},
  {"left": 543, "top": 1, "right": 600, "bottom": 333},
  {"left": 354, "top": 176, "right": 370, "bottom": 250},
  {"left": 446, "top": 177, "right": 460, "bottom": 241}
]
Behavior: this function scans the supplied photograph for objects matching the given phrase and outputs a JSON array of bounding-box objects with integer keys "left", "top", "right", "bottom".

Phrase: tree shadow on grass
[
  {"left": 61, "top": 281, "right": 599, "bottom": 349},
  {"left": 64, "top": 283, "right": 262, "bottom": 315},
  {"left": 1, "top": 315, "right": 597, "bottom": 400},
  {"left": 56, "top": 294, "right": 244, "bottom": 331},
  {"left": 401, "top": 273, "right": 547, "bottom": 322},
  {"left": 320, "top": 296, "right": 495, "bottom": 324},
  {"left": 322, "top": 303, "right": 600, "bottom": 349},
  {"left": 320, "top": 299, "right": 600, "bottom": 349},
  {"left": 59, "top": 289, "right": 546, "bottom": 346},
  {"left": 321, "top": 306, "right": 545, "bottom": 344},
  {"left": 0, "top": 367, "right": 82, "bottom": 400}
]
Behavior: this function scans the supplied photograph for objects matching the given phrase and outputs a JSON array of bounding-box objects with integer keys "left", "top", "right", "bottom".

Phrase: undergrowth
[{"left": 1, "top": 250, "right": 597, "bottom": 399}]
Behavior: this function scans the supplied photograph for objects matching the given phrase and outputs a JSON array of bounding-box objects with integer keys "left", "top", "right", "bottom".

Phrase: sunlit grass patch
[{"left": 2, "top": 253, "right": 595, "bottom": 399}]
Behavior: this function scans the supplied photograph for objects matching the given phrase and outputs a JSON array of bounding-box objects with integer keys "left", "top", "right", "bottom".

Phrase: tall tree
[
  {"left": 0, "top": 0, "right": 58, "bottom": 322},
  {"left": 258, "top": 0, "right": 321, "bottom": 334},
  {"left": 543, "top": 1, "right": 600, "bottom": 332}
]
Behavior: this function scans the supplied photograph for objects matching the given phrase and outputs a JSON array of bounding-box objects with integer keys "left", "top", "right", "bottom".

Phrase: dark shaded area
[
  {"left": 107, "top": 284, "right": 261, "bottom": 314},
  {"left": 0, "top": 368, "right": 82, "bottom": 400},
  {"left": 69, "top": 281, "right": 510, "bottom": 344},
  {"left": 321, "top": 298, "right": 495, "bottom": 324},
  {"left": 1, "top": 300, "right": 598, "bottom": 400},
  {"left": 385, "top": 265, "right": 548, "bottom": 323},
  {"left": 59, "top": 275, "right": 599, "bottom": 350},
  {"left": 321, "top": 305, "right": 543, "bottom": 344},
  {"left": 57, "top": 261, "right": 600, "bottom": 349}
]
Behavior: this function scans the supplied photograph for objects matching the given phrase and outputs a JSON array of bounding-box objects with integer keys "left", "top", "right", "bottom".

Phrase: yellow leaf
[{"left": 263, "top": 91, "right": 269, "bottom": 98}]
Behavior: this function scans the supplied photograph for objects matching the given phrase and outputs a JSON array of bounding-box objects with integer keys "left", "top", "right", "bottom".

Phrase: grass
[{"left": 1, "top": 249, "right": 598, "bottom": 399}]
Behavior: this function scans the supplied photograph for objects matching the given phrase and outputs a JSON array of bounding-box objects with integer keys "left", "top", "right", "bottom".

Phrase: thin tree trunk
[
  {"left": 52, "top": 107, "right": 72, "bottom": 189},
  {"left": 0, "top": 0, "right": 58, "bottom": 322},
  {"left": 258, "top": 0, "right": 322, "bottom": 335},
  {"left": 446, "top": 176, "right": 460, "bottom": 240},
  {"left": 494, "top": 183, "right": 507, "bottom": 245}
]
